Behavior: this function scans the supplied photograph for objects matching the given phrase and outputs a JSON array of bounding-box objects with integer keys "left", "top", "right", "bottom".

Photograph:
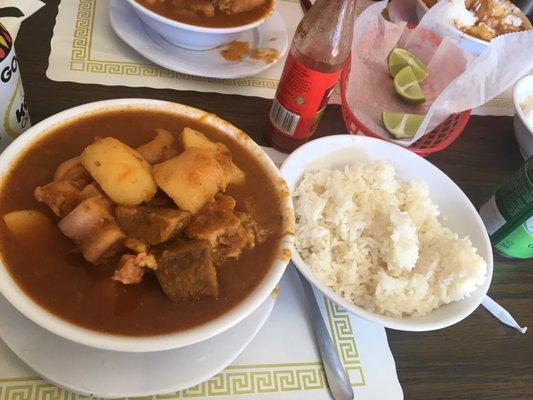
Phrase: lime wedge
[
  {"left": 388, "top": 47, "right": 428, "bottom": 82},
  {"left": 394, "top": 66, "right": 426, "bottom": 104},
  {"left": 382, "top": 112, "right": 425, "bottom": 139}
]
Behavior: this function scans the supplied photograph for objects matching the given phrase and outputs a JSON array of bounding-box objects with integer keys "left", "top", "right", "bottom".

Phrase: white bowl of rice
[{"left": 280, "top": 135, "right": 493, "bottom": 331}]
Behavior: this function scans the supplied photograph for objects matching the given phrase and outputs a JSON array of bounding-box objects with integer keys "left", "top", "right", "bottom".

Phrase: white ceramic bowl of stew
[
  {"left": 0, "top": 98, "right": 295, "bottom": 352},
  {"left": 124, "top": 0, "right": 275, "bottom": 50}
]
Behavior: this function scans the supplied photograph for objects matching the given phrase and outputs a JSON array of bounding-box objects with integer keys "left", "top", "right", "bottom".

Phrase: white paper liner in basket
[{"left": 345, "top": 0, "right": 533, "bottom": 146}]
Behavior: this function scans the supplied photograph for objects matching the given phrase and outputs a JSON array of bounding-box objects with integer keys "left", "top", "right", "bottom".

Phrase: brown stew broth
[
  {"left": 136, "top": 0, "right": 273, "bottom": 28},
  {"left": 0, "top": 109, "right": 283, "bottom": 336}
]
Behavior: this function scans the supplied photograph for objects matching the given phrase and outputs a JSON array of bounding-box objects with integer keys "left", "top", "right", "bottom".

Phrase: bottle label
[
  {"left": 491, "top": 156, "right": 533, "bottom": 244},
  {"left": 269, "top": 53, "right": 341, "bottom": 139},
  {"left": 494, "top": 216, "right": 533, "bottom": 259},
  {"left": 479, "top": 156, "right": 533, "bottom": 258},
  {"left": 494, "top": 157, "right": 533, "bottom": 221}
]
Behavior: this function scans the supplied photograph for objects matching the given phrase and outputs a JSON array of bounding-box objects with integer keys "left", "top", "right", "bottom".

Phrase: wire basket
[{"left": 340, "top": 60, "right": 471, "bottom": 157}]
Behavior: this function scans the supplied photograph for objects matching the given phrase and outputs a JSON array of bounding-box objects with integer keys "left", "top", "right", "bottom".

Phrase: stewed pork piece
[
  {"left": 53, "top": 156, "right": 92, "bottom": 188},
  {"left": 185, "top": 194, "right": 255, "bottom": 264},
  {"left": 112, "top": 252, "right": 158, "bottom": 285},
  {"left": 58, "top": 196, "right": 125, "bottom": 264},
  {"left": 34, "top": 180, "right": 81, "bottom": 218},
  {"left": 136, "top": 128, "right": 178, "bottom": 164},
  {"left": 190, "top": 1, "right": 215, "bottom": 17},
  {"left": 217, "top": 0, "right": 267, "bottom": 13},
  {"left": 115, "top": 205, "right": 190, "bottom": 246},
  {"left": 154, "top": 239, "right": 219, "bottom": 302}
]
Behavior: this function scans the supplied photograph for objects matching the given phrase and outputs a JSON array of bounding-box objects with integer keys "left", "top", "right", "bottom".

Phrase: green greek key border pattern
[{"left": 0, "top": 297, "right": 364, "bottom": 398}]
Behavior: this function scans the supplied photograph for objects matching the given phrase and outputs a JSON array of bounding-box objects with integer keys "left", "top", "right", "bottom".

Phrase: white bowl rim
[
  {"left": 0, "top": 98, "right": 294, "bottom": 352},
  {"left": 281, "top": 134, "right": 494, "bottom": 332},
  {"left": 125, "top": 0, "right": 273, "bottom": 34},
  {"left": 513, "top": 74, "right": 533, "bottom": 133}
]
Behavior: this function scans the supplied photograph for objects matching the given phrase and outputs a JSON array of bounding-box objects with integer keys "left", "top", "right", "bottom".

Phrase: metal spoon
[{"left": 296, "top": 266, "right": 355, "bottom": 400}]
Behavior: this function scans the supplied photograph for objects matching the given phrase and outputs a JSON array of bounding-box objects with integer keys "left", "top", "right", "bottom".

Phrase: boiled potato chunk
[
  {"left": 3, "top": 210, "right": 52, "bottom": 236},
  {"left": 81, "top": 137, "right": 157, "bottom": 206},
  {"left": 180, "top": 127, "right": 245, "bottom": 185},
  {"left": 153, "top": 147, "right": 225, "bottom": 213}
]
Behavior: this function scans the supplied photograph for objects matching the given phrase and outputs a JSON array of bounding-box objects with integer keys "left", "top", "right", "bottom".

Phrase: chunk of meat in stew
[
  {"left": 154, "top": 239, "right": 219, "bottom": 302},
  {"left": 79, "top": 182, "right": 113, "bottom": 208},
  {"left": 218, "top": 0, "right": 267, "bottom": 13},
  {"left": 124, "top": 237, "right": 148, "bottom": 253},
  {"left": 53, "top": 156, "right": 92, "bottom": 188},
  {"left": 190, "top": 0, "right": 215, "bottom": 16},
  {"left": 185, "top": 194, "right": 255, "bottom": 264},
  {"left": 136, "top": 128, "right": 178, "bottom": 164},
  {"left": 58, "top": 196, "right": 125, "bottom": 263},
  {"left": 113, "top": 252, "right": 157, "bottom": 285},
  {"left": 34, "top": 180, "right": 82, "bottom": 218},
  {"left": 115, "top": 206, "right": 190, "bottom": 246}
]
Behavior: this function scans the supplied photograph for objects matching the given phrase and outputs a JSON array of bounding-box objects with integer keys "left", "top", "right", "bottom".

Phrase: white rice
[{"left": 294, "top": 161, "right": 487, "bottom": 317}]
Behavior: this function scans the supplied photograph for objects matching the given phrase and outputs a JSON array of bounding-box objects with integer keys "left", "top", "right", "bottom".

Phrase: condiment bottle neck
[{"left": 293, "top": 0, "right": 357, "bottom": 71}]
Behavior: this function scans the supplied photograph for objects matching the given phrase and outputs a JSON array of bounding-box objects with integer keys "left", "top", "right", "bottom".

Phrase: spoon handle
[{"left": 297, "top": 268, "right": 354, "bottom": 400}]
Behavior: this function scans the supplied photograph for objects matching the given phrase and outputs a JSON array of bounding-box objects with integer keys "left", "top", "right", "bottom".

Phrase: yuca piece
[
  {"left": 2, "top": 210, "right": 52, "bottom": 236},
  {"left": 181, "top": 127, "right": 221, "bottom": 152},
  {"left": 180, "top": 127, "right": 245, "bottom": 185},
  {"left": 153, "top": 147, "right": 225, "bottom": 213},
  {"left": 81, "top": 137, "right": 157, "bottom": 206}
]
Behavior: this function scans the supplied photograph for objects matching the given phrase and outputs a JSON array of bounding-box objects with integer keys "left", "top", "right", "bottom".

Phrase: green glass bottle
[{"left": 479, "top": 155, "right": 533, "bottom": 259}]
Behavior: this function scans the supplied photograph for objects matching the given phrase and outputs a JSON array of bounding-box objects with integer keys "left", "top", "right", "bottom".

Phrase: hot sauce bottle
[{"left": 265, "top": 0, "right": 357, "bottom": 152}]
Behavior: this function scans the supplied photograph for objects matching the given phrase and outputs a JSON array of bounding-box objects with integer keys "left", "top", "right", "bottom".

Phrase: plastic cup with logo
[{"left": 0, "top": 22, "right": 30, "bottom": 152}]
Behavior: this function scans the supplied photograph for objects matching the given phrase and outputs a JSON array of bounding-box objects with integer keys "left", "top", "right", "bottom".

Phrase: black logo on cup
[
  {"left": 1, "top": 55, "right": 17, "bottom": 83},
  {"left": 16, "top": 99, "right": 29, "bottom": 128}
]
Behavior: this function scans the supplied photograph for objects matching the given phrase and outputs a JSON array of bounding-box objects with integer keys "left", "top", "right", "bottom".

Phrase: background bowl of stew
[
  {"left": 125, "top": 0, "right": 275, "bottom": 50},
  {"left": 0, "top": 98, "right": 294, "bottom": 352}
]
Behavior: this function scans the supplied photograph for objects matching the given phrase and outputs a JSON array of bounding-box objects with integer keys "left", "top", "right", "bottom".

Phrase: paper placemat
[
  {"left": 46, "top": 0, "right": 307, "bottom": 100},
  {"left": 45, "top": 0, "right": 517, "bottom": 116},
  {"left": 0, "top": 265, "right": 403, "bottom": 399}
]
